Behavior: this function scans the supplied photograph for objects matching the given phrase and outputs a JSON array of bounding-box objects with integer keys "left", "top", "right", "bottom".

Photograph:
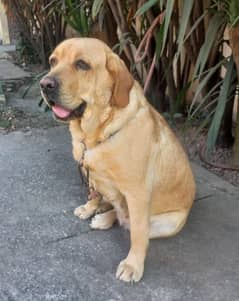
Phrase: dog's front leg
[{"left": 116, "top": 192, "right": 150, "bottom": 282}]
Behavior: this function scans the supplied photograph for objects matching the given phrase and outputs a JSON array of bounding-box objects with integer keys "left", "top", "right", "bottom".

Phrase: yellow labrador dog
[{"left": 40, "top": 38, "right": 195, "bottom": 282}]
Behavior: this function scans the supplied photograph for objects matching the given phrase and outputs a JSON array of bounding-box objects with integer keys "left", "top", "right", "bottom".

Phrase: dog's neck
[
  {"left": 69, "top": 83, "right": 143, "bottom": 149},
  {"left": 69, "top": 105, "right": 115, "bottom": 148}
]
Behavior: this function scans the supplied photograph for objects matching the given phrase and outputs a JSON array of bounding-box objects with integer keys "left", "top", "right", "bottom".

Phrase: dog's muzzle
[
  {"left": 40, "top": 76, "right": 59, "bottom": 103},
  {"left": 40, "top": 76, "right": 87, "bottom": 121}
]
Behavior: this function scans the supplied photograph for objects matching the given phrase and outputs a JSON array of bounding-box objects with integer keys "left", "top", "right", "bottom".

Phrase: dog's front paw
[
  {"left": 74, "top": 197, "right": 100, "bottom": 220},
  {"left": 116, "top": 259, "right": 144, "bottom": 283},
  {"left": 74, "top": 204, "right": 95, "bottom": 220}
]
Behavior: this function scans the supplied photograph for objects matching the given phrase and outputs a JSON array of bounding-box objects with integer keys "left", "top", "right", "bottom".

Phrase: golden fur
[{"left": 42, "top": 38, "right": 196, "bottom": 282}]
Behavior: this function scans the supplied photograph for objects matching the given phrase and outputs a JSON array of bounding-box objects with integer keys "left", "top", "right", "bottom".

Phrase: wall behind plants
[{"left": 0, "top": 0, "right": 10, "bottom": 44}]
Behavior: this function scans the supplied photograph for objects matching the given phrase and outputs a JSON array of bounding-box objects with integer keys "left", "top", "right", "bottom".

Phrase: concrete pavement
[
  {"left": 0, "top": 59, "right": 30, "bottom": 80},
  {"left": 0, "top": 126, "right": 239, "bottom": 301},
  {"left": 0, "top": 53, "right": 31, "bottom": 103}
]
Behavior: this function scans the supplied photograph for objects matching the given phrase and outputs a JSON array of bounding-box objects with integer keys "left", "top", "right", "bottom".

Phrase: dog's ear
[{"left": 106, "top": 53, "right": 134, "bottom": 108}]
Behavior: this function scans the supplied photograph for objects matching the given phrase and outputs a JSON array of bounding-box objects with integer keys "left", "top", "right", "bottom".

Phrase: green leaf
[
  {"left": 135, "top": 0, "right": 159, "bottom": 17},
  {"left": 177, "top": 0, "right": 194, "bottom": 55},
  {"left": 207, "top": 56, "right": 236, "bottom": 153},
  {"left": 183, "top": 10, "right": 208, "bottom": 44},
  {"left": 229, "top": 0, "right": 239, "bottom": 26},
  {"left": 161, "top": 0, "right": 175, "bottom": 55},
  {"left": 189, "top": 58, "right": 226, "bottom": 114},
  {"left": 159, "top": 0, "right": 164, "bottom": 10},
  {"left": 92, "top": 0, "right": 104, "bottom": 20},
  {"left": 155, "top": 21, "right": 165, "bottom": 60},
  {"left": 190, "top": 80, "right": 222, "bottom": 118},
  {"left": 81, "top": 8, "right": 89, "bottom": 36},
  {"left": 193, "top": 13, "right": 226, "bottom": 78}
]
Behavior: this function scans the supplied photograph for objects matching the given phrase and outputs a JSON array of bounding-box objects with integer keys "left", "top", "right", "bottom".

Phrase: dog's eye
[
  {"left": 49, "top": 57, "right": 57, "bottom": 68},
  {"left": 75, "top": 59, "right": 91, "bottom": 71}
]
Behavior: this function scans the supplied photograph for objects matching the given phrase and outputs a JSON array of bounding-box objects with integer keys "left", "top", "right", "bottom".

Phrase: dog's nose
[{"left": 40, "top": 76, "right": 58, "bottom": 92}]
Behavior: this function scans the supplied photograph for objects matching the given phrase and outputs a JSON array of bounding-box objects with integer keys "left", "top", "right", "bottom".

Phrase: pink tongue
[{"left": 52, "top": 104, "right": 71, "bottom": 118}]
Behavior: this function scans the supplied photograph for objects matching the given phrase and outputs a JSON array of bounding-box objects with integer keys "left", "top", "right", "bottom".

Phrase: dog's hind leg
[
  {"left": 149, "top": 210, "right": 189, "bottom": 239},
  {"left": 90, "top": 209, "right": 117, "bottom": 229},
  {"left": 95, "top": 200, "right": 113, "bottom": 214}
]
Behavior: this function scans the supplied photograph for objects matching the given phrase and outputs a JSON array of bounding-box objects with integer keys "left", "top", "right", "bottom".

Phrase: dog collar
[{"left": 77, "top": 127, "right": 120, "bottom": 199}]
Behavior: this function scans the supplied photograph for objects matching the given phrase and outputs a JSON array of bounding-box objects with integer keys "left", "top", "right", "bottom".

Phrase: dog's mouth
[
  {"left": 43, "top": 94, "right": 87, "bottom": 122},
  {"left": 52, "top": 101, "right": 87, "bottom": 121}
]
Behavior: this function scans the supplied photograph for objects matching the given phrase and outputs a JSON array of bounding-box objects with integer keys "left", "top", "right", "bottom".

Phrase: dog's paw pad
[
  {"left": 116, "top": 259, "right": 143, "bottom": 283},
  {"left": 74, "top": 205, "right": 94, "bottom": 220}
]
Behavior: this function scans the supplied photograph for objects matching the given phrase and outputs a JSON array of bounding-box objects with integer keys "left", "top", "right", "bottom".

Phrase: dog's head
[{"left": 40, "top": 38, "right": 134, "bottom": 122}]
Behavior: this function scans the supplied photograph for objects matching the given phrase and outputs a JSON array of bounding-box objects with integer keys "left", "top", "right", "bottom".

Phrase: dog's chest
[
  {"left": 84, "top": 147, "right": 123, "bottom": 201},
  {"left": 83, "top": 147, "right": 110, "bottom": 183},
  {"left": 84, "top": 148, "right": 104, "bottom": 171}
]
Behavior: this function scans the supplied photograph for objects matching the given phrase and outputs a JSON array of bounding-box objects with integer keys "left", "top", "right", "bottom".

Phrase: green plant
[
  {"left": 16, "top": 33, "right": 37, "bottom": 65},
  {"left": 55, "top": 0, "right": 239, "bottom": 164},
  {"left": 3, "top": 0, "right": 67, "bottom": 67},
  {"left": 4, "top": 0, "right": 239, "bottom": 164},
  {"left": 61, "top": 0, "right": 91, "bottom": 36},
  {"left": 224, "top": 0, "right": 239, "bottom": 164},
  {"left": 133, "top": 0, "right": 239, "bottom": 164}
]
